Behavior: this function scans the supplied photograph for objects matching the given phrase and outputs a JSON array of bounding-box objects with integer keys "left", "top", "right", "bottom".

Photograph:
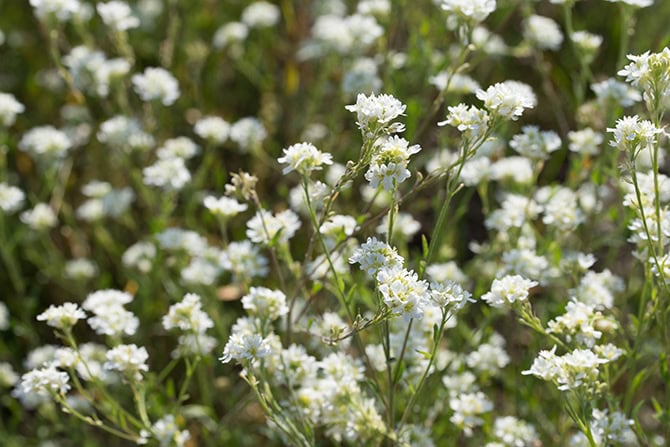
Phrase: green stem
[
  {"left": 55, "top": 395, "right": 141, "bottom": 442},
  {"left": 397, "top": 311, "right": 451, "bottom": 430}
]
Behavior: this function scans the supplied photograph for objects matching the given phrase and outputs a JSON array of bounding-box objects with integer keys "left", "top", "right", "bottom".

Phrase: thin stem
[
  {"left": 397, "top": 311, "right": 451, "bottom": 430},
  {"left": 131, "top": 384, "right": 152, "bottom": 428},
  {"left": 55, "top": 394, "right": 140, "bottom": 442}
]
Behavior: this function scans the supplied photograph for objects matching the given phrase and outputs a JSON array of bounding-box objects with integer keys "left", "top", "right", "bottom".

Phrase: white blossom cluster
[
  {"left": 63, "top": 46, "right": 130, "bottom": 97},
  {"left": 162, "top": 293, "right": 215, "bottom": 357},
  {"left": 82, "top": 289, "right": 139, "bottom": 337},
  {"left": 365, "top": 135, "right": 421, "bottom": 191}
]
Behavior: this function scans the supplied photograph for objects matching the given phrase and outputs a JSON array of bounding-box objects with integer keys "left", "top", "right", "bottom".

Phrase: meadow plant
[{"left": 2, "top": 0, "right": 670, "bottom": 446}]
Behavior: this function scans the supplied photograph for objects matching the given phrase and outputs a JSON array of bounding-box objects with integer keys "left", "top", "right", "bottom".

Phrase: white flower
[
  {"left": 605, "top": 0, "right": 653, "bottom": 7},
  {"left": 540, "top": 186, "right": 584, "bottom": 232},
  {"left": 523, "top": 15, "right": 563, "bottom": 51},
  {"left": 0, "top": 92, "right": 25, "bottom": 126},
  {"left": 83, "top": 289, "right": 133, "bottom": 311},
  {"left": 311, "top": 14, "right": 383, "bottom": 54},
  {"left": 618, "top": 51, "right": 655, "bottom": 86},
  {"left": 568, "top": 128, "right": 603, "bottom": 155},
  {"left": 194, "top": 116, "right": 231, "bottom": 144},
  {"left": 0, "top": 183, "right": 25, "bottom": 213},
  {"left": 547, "top": 300, "right": 603, "bottom": 347},
  {"left": 155, "top": 228, "right": 208, "bottom": 254},
  {"left": 441, "top": 0, "right": 496, "bottom": 23},
  {"left": 104, "top": 344, "right": 149, "bottom": 381},
  {"left": 459, "top": 156, "right": 491, "bottom": 186},
  {"left": 97, "top": 115, "right": 154, "bottom": 151},
  {"left": 143, "top": 157, "right": 191, "bottom": 190},
  {"left": 572, "top": 31, "right": 603, "bottom": 60},
  {"left": 430, "top": 72, "right": 481, "bottom": 94},
  {"left": 230, "top": 117, "right": 267, "bottom": 152},
  {"left": 241, "top": 1, "right": 280, "bottom": 28},
  {"left": 174, "top": 334, "right": 217, "bottom": 357},
  {"left": 219, "top": 240, "right": 269, "bottom": 280},
  {"left": 466, "top": 334, "right": 510, "bottom": 374},
  {"left": 589, "top": 408, "right": 637, "bottom": 445},
  {"left": 481, "top": 275, "right": 538, "bottom": 307},
  {"left": 220, "top": 332, "right": 273, "bottom": 364},
  {"left": 523, "top": 346, "right": 610, "bottom": 392},
  {"left": 122, "top": 241, "right": 156, "bottom": 273},
  {"left": 521, "top": 346, "right": 559, "bottom": 381},
  {"left": 76, "top": 185, "right": 134, "bottom": 222},
  {"left": 212, "top": 22, "right": 249, "bottom": 49},
  {"left": 277, "top": 142, "right": 333, "bottom": 175},
  {"left": 29, "top": 0, "right": 82, "bottom": 23},
  {"left": 148, "top": 415, "right": 191, "bottom": 447},
  {"left": 449, "top": 391, "right": 493, "bottom": 436},
  {"left": 19, "top": 126, "right": 72, "bottom": 159},
  {"left": 241, "top": 287, "right": 288, "bottom": 321},
  {"left": 246, "top": 209, "right": 301, "bottom": 245},
  {"left": 203, "top": 195, "right": 248, "bottom": 218},
  {"left": 181, "top": 258, "right": 219, "bottom": 286},
  {"left": 365, "top": 136, "right": 421, "bottom": 190},
  {"left": 429, "top": 280, "right": 473, "bottom": 309},
  {"left": 607, "top": 115, "right": 662, "bottom": 153},
  {"left": 509, "top": 125, "right": 561, "bottom": 160},
  {"left": 97, "top": 1, "right": 139, "bottom": 30},
  {"left": 357, "top": 0, "right": 391, "bottom": 16},
  {"left": 36, "top": 303, "right": 86, "bottom": 330},
  {"left": 88, "top": 306, "right": 139, "bottom": 337},
  {"left": 592, "top": 78, "right": 641, "bottom": 107},
  {"left": 0, "top": 362, "right": 19, "bottom": 387},
  {"left": 132, "top": 67, "right": 180, "bottom": 106},
  {"left": 492, "top": 416, "right": 538, "bottom": 446},
  {"left": 162, "top": 293, "right": 214, "bottom": 334},
  {"left": 349, "top": 236, "right": 404, "bottom": 276},
  {"left": 618, "top": 48, "right": 670, "bottom": 103},
  {"left": 320, "top": 214, "right": 357, "bottom": 239},
  {"left": 20, "top": 365, "right": 70, "bottom": 397},
  {"left": 0, "top": 303, "right": 9, "bottom": 331},
  {"left": 83, "top": 289, "right": 138, "bottom": 337},
  {"left": 490, "top": 156, "right": 534, "bottom": 184},
  {"left": 20, "top": 204, "right": 57, "bottom": 230},
  {"left": 485, "top": 194, "right": 541, "bottom": 232},
  {"left": 476, "top": 81, "right": 536, "bottom": 120},
  {"left": 345, "top": 92, "right": 406, "bottom": 134},
  {"left": 157, "top": 137, "right": 200, "bottom": 160},
  {"left": 438, "top": 104, "right": 490, "bottom": 140},
  {"left": 64, "top": 258, "right": 98, "bottom": 279},
  {"left": 377, "top": 266, "right": 430, "bottom": 320}
]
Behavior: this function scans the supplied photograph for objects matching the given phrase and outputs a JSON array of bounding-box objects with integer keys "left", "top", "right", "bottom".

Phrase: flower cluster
[{"left": 365, "top": 136, "right": 421, "bottom": 190}]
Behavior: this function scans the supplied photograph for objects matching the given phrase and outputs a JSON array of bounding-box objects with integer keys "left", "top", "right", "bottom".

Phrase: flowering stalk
[
  {"left": 424, "top": 123, "right": 493, "bottom": 270},
  {"left": 54, "top": 393, "right": 142, "bottom": 443},
  {"left": 242, "top": 369, "right": 314, "bottom": 447},
  {"left": 397, "top": 308, "right": 453, "bottom": 431}
]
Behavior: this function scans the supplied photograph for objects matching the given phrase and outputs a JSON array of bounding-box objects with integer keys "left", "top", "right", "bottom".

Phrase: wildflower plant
[{"left": 3, "top": 0, "right": 670, "bottom": 446}]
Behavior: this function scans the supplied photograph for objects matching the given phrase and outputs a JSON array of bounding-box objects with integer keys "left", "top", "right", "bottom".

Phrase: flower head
[
  {"left": 476, "top": 81, "right": 536, "bottom": 120},
  {"left": 132, "top": 67, "right": 180, "bottom": 106},
  {"left": 37, "top": 303, "right": 86, "bottom": 331},
  {"left": 481, "top": 274, "right": 538, "bottom": 307},
  {"left": 104, "top": 344, "right": 149, "bottom": 381},
  {"left": 97, "top": 1, "right": 139, "bottom": 31},
  {"left": 346, "top": 92, "right": 406, "bottom": 135},
  {"left": 20, "top": 366, "right": 70, "bottom": 397},
  {"left": 277, "top": 142, "right": 333, "bottom": 175},
  {"left": 0, "top": 92, "right": 25, "bottom": 126},
  {"left": 441, "top": 0, "right": 496, "bottom": 23}
]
